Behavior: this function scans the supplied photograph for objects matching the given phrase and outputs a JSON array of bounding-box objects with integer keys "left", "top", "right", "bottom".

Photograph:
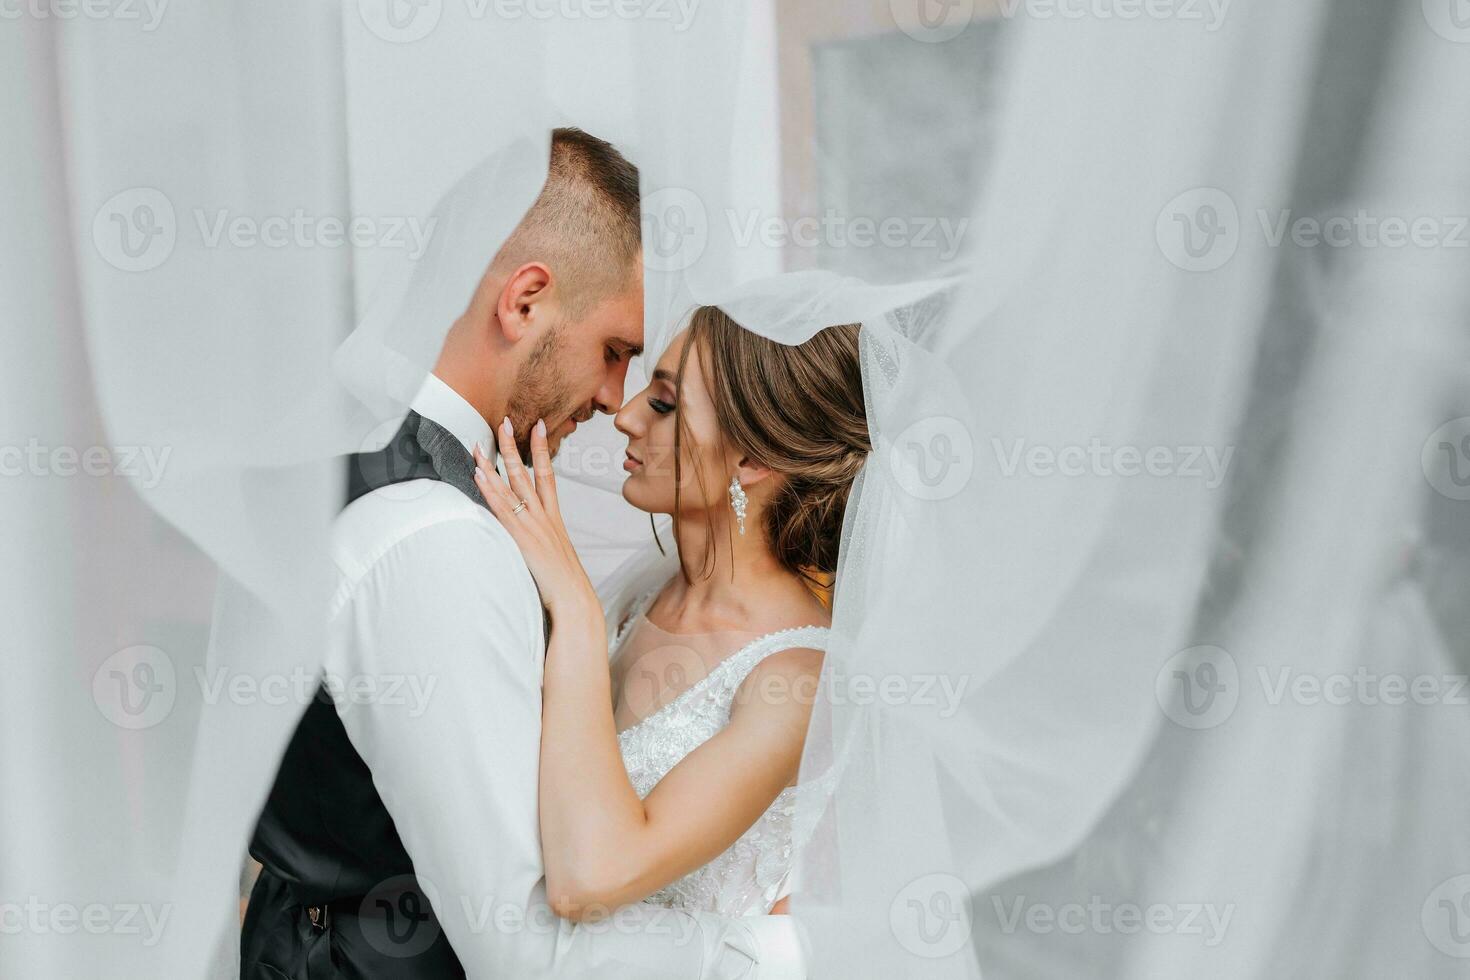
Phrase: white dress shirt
[{"left": 324, "top": 373, "right": 806, "bottom": 979}]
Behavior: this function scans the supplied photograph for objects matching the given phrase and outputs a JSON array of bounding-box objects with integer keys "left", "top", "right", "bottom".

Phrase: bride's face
[{"left": 614, "top": 330, "right": 733, "bottom": 516}]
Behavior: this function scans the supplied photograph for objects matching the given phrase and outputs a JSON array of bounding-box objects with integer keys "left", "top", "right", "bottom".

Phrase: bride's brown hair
[{"left": 668, "top": 306, "right": 869, "bottom": 591}]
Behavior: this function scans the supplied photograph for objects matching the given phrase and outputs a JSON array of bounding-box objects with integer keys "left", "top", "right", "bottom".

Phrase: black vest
[{"left": 241, "top": 412, "right": 477, "bottom": 979}]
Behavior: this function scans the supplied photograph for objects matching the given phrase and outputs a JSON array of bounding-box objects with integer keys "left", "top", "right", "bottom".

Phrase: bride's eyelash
[{"left": 648, "top": 397, "right": 675, "bottom": 415}]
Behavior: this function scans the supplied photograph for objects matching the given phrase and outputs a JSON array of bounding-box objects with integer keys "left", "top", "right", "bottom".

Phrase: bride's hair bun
[{"left": 686, "top": 307, "right": 869, "bottom": 584}]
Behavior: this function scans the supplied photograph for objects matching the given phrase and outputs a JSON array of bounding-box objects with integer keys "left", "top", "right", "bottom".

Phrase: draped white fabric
[
  {"left": 4, "top": 6, "right": 349, "bottom": 978},
  {"left": 4, "top": 1, "right": 1468, "bottom": 978}
]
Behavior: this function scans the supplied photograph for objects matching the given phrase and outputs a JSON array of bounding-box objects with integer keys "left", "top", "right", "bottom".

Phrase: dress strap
[{"left": 717, "top": 625, "right": 830, "bottom": 692}]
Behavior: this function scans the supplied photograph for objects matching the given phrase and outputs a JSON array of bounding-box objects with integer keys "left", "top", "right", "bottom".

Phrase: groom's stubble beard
[{"left": 506, "top": 322, "right": 578, "bottom": 462}]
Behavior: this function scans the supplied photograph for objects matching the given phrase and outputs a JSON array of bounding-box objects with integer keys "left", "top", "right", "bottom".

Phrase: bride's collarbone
[
  {"left": 643, "top": 583, "right": 830, "bottom": 640},
  {"left": 611, "top": 605, "right": 827, "bottom": 734},
  {"left": 610, "top": 633, "right": 725, "bottom": 727}
]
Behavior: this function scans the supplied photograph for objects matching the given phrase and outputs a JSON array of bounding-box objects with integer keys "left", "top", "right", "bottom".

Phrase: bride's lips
[{"left": 623, "top": 450, "right": 642, "bottom": 473}]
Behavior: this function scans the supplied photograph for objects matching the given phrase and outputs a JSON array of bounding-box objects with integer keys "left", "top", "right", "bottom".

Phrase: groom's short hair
[{"left": 491, "top": 127, "right": 642, "bottom": 315}]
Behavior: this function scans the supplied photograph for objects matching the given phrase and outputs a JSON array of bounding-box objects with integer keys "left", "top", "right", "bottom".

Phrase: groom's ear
[{"left": 494, "top": 262, "right": 553, "bottom": 344}]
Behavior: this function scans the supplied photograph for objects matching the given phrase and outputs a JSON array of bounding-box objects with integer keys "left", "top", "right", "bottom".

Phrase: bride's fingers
[
  {"left": 529, "top": 419, "right": 561, "bottom": 517},
  {"left": 494, "top": 417, "right": 538, "bottom": 509},
  {"left": 472, "top": 457, "right": 515, "bottom": 519},
  {"left": 472, "top": 443, "right": 532, "bottom": 525}
]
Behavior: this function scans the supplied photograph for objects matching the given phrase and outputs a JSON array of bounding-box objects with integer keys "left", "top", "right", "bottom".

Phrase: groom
[{"left": 241, "top": 129, "right": 804, "bottom": 978}]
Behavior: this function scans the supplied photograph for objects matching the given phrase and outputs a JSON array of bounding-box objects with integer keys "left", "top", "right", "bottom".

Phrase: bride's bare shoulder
[{"left": 733, "top": 645, "right": 826, "bottom": 717}]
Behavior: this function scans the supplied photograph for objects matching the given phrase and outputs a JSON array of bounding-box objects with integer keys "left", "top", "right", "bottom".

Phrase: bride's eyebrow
[{"left": 651, "top": 368, "right": 676, "bottom": 384}]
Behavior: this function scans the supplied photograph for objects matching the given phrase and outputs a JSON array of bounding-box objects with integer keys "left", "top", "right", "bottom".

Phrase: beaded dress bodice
[{"left": 613, "top": 590, "right": 828, "bottom": 916}]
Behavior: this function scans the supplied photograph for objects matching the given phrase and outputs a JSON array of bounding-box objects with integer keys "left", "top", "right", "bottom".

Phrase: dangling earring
[{"left": 728, "top": 476, "right": 748, "bottom": 536}]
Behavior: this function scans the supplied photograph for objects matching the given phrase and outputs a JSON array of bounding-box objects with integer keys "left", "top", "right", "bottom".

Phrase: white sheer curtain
[
  {"left": 3, "top": 5, "right": 351, "bottom": 978},
  {"left": 5, "top": 1, "right": 1467, "bottom": 978},
  {"left": 777, "top": 4, "right": 1470, "bottom": 979}
]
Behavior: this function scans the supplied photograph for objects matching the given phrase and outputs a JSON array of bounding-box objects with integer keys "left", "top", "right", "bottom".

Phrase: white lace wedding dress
[{"left": 612, "top": 588, "right": 829, "bottom": 917}]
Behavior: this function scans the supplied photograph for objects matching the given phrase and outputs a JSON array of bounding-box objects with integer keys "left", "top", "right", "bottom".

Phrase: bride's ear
[{"left": 734, "top": 456, "right": 775, "bottom": 491}]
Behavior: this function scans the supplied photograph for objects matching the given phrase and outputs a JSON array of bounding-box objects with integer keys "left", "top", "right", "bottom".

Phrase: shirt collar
[{"left": 409, "top": 373, "right": 493, "bottom": 457}]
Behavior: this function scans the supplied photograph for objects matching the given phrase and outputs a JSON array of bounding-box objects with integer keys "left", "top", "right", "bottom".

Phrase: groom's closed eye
[{"left": 605, "top": 339, "right": 643, "bottom": 364}]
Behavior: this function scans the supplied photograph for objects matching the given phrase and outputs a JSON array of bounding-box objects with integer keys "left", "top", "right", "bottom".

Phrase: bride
[{"left": 472, "top": 304, "right": 868, "bottom": 919}]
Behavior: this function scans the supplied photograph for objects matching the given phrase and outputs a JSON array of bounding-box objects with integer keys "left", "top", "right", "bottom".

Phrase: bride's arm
[
  {"left": 473, "top": 420, "right": 821, "bottom": 920},
  {"left": 541, "top": 617, "right": 820, "bottom": 918}
]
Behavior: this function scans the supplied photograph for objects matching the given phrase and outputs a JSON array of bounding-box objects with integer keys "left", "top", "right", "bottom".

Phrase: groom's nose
[{"left": 593, "top": 357, "right": 632, "bottom": 415}]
